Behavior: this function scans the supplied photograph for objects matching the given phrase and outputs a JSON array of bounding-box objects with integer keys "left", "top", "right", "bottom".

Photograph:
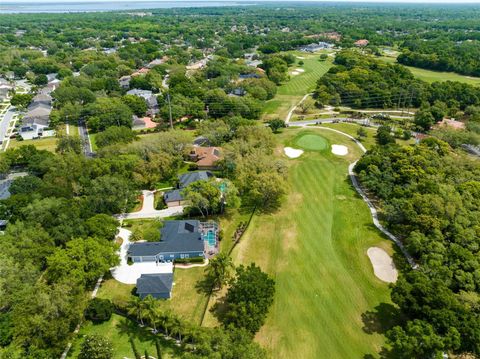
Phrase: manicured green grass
[
  {"left": 295, "top": 133, "right": 328, "bottom": 151},
  {"left": 379, "top": 56, "right": 480, "bottom": 86},
  {"left": 263, "top": 53, "right": 333, "bottom": 120},
  {"left": 67, "top": 313, "right": 181, "bottom": 359},
  {"left": 8, "top": 137, "right": 58, "bottom": 152},
  {"left": 230, "top": 128, "right": 396, "bottom": 359},
  {"left": 97, "top": 268, "right": 209, "bottom": 325}
]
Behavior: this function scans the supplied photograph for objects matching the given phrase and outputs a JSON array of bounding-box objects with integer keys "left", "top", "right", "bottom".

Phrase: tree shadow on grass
[
  {"left": 117, "top": 316, "right": 183, "bottom": 357},
  {"left": 361, "top": 302, "right": 400, "bottom": 335}
]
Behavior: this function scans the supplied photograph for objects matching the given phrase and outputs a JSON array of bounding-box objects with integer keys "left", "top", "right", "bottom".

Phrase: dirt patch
[{"left": 367, "top": 247, "right": 398, "bottom": 283}]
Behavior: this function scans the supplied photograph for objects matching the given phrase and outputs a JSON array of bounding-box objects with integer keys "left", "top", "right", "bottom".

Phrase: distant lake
[{"left": 0, "top": 1, "right": 254, "bottom": 13}]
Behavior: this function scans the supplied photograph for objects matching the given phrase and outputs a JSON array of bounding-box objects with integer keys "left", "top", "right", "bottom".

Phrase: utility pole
[
  {"left": 205, "top": 105, "right": 209, "bottom": 121},
  {"left": 167, "top": 92, "right": 173, "bottom": 130}
]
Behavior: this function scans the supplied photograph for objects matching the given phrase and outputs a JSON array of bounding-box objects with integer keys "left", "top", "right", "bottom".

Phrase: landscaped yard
[
  {"left": 222, "top": 127, "right": 397, "bottom": 358},
  {"left": 379, "top": 56, "right": 480, "bottom": 85},
  {"left": 67, "top": 313, "right": 181, "bottom": 359},
  {"left": 263, "top": 52, "right": 333, "bottom": 121},
  {"left": 7, "top": 136, "right": 58, "bottom": 152}
]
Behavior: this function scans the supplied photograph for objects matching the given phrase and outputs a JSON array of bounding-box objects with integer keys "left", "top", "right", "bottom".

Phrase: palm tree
[
  {"left": 155, "top": 338, "right": 163, "bottom": 359},
  {"left": 206, "top": 252, "right": 234, "bottom": 290},
  {"left": 143, "top": 295, "right": 161, "bottom": 333},
  {"left": 159, "top": 311, "right": 173, "bottom": 338},
  {"left": 127, "top": 296, "right": 146, "bottom": 326},
  {"left": 170, "top": 315, "right": 184, "bottom": 343}
]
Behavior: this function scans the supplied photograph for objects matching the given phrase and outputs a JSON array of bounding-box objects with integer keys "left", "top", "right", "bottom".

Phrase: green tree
[
  {"left": 267, "top": 119, "right": 286, "bottom": 133},
  {"left": 85, "top": 97, "right": 133, "bottom": 132},
  {"left": 414, "top": 108, "right": 436, "bottom": 131},
  {"left": 182, "top": 179, "right": 222, "bottom": 217},
  {"left": 122, "top": 95, "right": 148, "bottom": 117},
  {"left": 79, "top": 335, "right": 113, "bottom": 359},
  {"left": 55, "top": 135, "right": 84, "bottom": 155},
  {"left": 218, "top": 263, "right": 275, "bottom": 334},
  {"left": 46, "top": 237, "right": 118, "bottom": 287},
  {"left": 357, "top": 126, "right": 368, "bottom": 139},
  {"left": 85, "top": 214, "right": 119, "bottom": 241},
  {"left": 155, "top": 338, "right": 162, "bottom": 359},
  {"left": 84, "top": 298, "right": 114, "bottom": 323},
  {"left": 95, "top": 126, "right": 137, "bottom": 148},
  {"left": 87, "top": 175, "right": 136, "bottom": 214},
  {"left": 206, "top": 252, "right": 234, "bottom": 291},
  {"left": 376, "top": 125, "right": 396, "bottom": 145},
  {"left": 10, "top": 94, "right": 33, "bottom": 108}
]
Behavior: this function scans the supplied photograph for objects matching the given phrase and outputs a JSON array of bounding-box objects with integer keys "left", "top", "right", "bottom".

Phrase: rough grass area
[
  {"left": 379, "top": 56, "right": 480, "bottom": 86},
  {"left": 8, "top": 137, "right": 58, "bottom": 152},
  {"left": 67, "top": 313, "right": 181, "bottom": 359},
  {"left": 263, "top": 52, "right": 333, "bottom": 121},
  {"left": 231, "top": 128, "right": 397, "bottom": 359}
]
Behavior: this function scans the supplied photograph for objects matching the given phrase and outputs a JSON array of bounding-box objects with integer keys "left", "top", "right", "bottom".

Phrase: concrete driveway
[
  {"left": 116, "top": 190, "right": 184, "bottom": 220},
  {"left": 111, "top": 227, "right": 173, "bottom": 284}
]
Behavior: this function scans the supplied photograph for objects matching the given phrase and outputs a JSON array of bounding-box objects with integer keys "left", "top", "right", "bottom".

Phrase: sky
[{"left": 6, "top": 0, "right": 480, "bottom": 3}]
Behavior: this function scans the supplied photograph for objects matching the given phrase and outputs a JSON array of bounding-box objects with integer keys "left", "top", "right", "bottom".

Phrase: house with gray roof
[
  {"left": 20, "top": 92, "right": 53, "bottom": 140},
  {"left": 128, "top": 220, "right": 206, "bottom": 263},
  {"left": 136, "top": 273, "right": 173, "bottom": 299},
  {"left": 163, "top": 171, "right": 214, "bottom": 207},
  {"left": 126, "top": 89, "right": 158, "bottom": 115}
]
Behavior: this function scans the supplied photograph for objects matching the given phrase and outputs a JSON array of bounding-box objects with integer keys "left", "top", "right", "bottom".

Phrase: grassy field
[
  {"left": 229, "top": 128, "right": 396, "bottom": 358},
  {"left": 263, "top": 52, "right": 333, "bottom": 121},
  {"left": 97, "top": 267, "right": 209, "bottom": 326},
  {"left": 67, "top": 313, "right": 181, "bottom": 359},
  {"left": 8, "top": 136, "right": 58, "bottom": 152},
  {"left": 379, "top": 56, "right": 480, "bottom": 85}
]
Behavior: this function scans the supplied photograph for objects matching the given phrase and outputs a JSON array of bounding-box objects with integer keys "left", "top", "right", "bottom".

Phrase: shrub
[{"left": 85, "top": 298, "right": 114, "bottom": 323}]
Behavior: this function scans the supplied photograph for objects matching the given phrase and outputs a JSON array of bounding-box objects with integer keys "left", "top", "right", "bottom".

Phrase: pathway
[
  {"left": 111, "top": 227, "right": 173, "bottom": 284},
  {"left": 298, "top": 124, "right": 418, "bottom": 269},
  {"left": 285, "top": 93, "right": 312, "bottom": 123},
  {"left": 116, "top": 190, "right": 184, "bottom": 220},
  {"left": 78, "top": 119, "right": 94, "bottom": 157}
]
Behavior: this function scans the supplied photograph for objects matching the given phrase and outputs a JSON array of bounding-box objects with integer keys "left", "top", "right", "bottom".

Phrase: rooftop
[
  {"left": 136, "top": 273, "right": 173, "bottom": 297},
  {"left": 178, "top": 171, "right": 214, "bottom": 188}
]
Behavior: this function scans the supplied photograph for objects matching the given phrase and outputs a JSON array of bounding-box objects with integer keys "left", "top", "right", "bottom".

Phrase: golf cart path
[
  {"left": 305, "top": 125, "right": 418, "bottom": 269},
  {"left": 285, "top": 93, "right": 312, "bottom": 123}
]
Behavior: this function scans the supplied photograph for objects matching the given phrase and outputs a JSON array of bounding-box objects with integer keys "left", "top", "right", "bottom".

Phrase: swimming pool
[{"left": 204, "top": 230, "right": 216, "bottom": 246}]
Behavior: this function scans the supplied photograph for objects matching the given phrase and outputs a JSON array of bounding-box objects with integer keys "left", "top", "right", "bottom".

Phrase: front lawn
[{"left": 67, "top": 313, "right": 181, "bottom": 359}]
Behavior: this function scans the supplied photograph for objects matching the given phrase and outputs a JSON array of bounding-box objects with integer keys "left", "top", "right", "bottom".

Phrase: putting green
[{"left": 295, "top": 134, "right": 329, "bottom": 151}]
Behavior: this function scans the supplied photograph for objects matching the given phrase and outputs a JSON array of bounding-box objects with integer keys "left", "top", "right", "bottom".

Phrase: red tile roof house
[
  {"left": 189, "top": 147, "right": 222, "bottom": 170},
  {"left": 354, "top": 39, "right": 369, "bottom": 47},
  {"left": 132, "top": 116, "right": 157, "bottom": 130},
  {"left": 434, "top": 118, "right": 466, "bottom": 130}
]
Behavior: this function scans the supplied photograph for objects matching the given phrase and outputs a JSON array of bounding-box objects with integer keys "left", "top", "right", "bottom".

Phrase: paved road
[
  {"left": 78, "top": 120, "right": 94, "bottom": 157},
  {"left": 0, "top": 106, "right": 15, "bottom": 143}
]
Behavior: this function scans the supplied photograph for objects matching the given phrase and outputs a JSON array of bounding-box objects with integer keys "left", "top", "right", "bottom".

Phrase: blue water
[
  {"left": 204, "top": 230, "right": 216, "bottom": 246},
  {"left": 0, "top": 1, "right": 254, "bottom": 13}
]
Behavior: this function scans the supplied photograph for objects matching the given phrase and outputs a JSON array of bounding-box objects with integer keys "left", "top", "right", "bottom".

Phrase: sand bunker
[
  {"left": 295, "top": 68, "right": 305, "bottom": 73},
  {"left": 331, "top": 144, "right": 348, "bottom": 156},
  {"left": 284, "top": 147, "right": 304, "bottom": 158},
  {"left": 291, "top": 71, "right": 300, "bottom": 76},
  {"left": 296, "top": 56, "right": 305, "bottom": 59},
  {"left": 367, "top": 247, "right": 398, "bottom": 283}
]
